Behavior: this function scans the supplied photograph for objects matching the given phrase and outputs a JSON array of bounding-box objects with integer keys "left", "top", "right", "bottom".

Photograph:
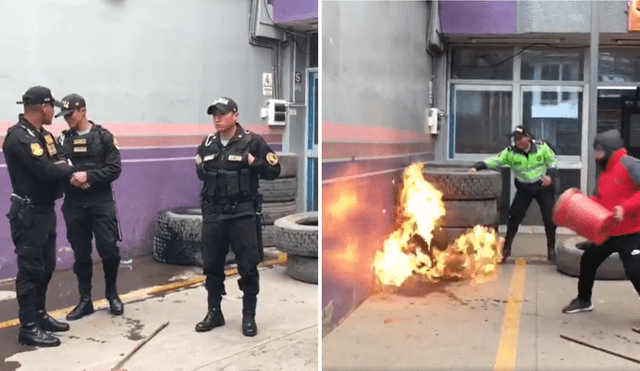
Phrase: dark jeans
[
  {"left": 503, "top": 183, "right": 556, "bottom": 252},
  {"left": 8, "top": 207, "right": 57, "bottom": 323},
  {"left": 578, "top": 233, "right": 640, "bottom": 301},
  {"left": 201, "top": 213, "right": 260, "bottom": 303}
]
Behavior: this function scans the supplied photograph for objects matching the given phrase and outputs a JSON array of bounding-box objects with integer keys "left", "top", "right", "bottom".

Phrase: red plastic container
[{"left": 553, "top": 188, "right": 616, "bottom": 245}]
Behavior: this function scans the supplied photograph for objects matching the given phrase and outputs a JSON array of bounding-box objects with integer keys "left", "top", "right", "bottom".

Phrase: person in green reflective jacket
[{"left": 470, "top": 126, "right": 558, "bottom": 263}]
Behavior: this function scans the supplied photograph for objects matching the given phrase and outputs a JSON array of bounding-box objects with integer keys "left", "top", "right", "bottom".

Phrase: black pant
[
  {"left": 62, "top": 202, "right": 121, "bottom": 298},
  {"left": 8, "top": 206, "right": 57, "bottom": 325},
  {"left": 578, "top": 233, "right": 640, "bottom": 301},
  {"left": 201, "top": 211, "right": 260, "bottom": 306},
  {"left": 503, "top": 183, "right": 556, "bottom": 252}
]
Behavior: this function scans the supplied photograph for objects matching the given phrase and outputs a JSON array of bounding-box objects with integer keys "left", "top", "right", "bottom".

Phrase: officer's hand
[
  {"left": 71, "top": 172, "right": 89, "bottom": 188},
  {"left": 468, "top": 167, "right": 477, "bottom": 172},
  {"left": 247, "top": 153, "right": 255, "bottom": 165},
  {"left": 541, "top": 175, "right": 552, "bottom": 187},
  {"left": 613, "top": 205, "right": 624, "bottom": 222}
]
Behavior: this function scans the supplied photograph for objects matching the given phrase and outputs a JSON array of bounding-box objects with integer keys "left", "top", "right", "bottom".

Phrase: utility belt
[
  {"left": 204, "top": 169, "right": 258, "bottom": 199},
  {"left": 7, "top": 194, "right": 52, "bottom": 228},
  {"left": 203, "top": 199, "right": 255, "bottom": 215}
]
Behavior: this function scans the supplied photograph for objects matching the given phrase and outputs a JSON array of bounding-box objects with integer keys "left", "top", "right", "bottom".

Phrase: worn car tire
[
  {"left": 262, "top": 200, "right": 298, "bottom": 225},
  {"left": 153, "top": 207, "right": 234, "bottom": 266},
  {"left": 440, "top": 199, "right": 499, "bottom": 227},
  {"left": 556, "top": 236, "right": 626, "bottom": 280},
  {"left": 274, "top": 212, "right": 318, "bottom": 257},
  {"left": 421, "top": 167, "right": 502, "bottom": 200},
  {"left": 259, "top": 177, "right": 298, "bottom": 202},
  {"left": 286, "top": 254, "right": 318, "bottom": 284},
  {"left": 275, "top": 152, "right": 299, "bottom": 178}
]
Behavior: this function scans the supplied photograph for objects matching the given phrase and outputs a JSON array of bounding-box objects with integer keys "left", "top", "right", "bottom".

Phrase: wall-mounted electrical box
[
  {"left": 427, "top": 108, "right": 440, "bottom": 135},
  {"left": 268, "top": 99, "right": 287, "bottom": 126}
]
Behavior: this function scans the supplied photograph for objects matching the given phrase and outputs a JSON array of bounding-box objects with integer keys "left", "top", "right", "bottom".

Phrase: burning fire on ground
[{"left": 372, "top": 163, "right": 504, "bottom": 287}]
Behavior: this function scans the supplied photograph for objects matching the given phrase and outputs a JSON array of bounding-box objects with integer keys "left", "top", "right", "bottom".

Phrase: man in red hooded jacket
[{"left": 563, "top": 129, "right": 640, "bottom": 313}]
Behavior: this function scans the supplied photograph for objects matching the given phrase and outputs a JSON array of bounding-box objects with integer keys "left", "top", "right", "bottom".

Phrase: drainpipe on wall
[
  {"left": 249, "top": 0, "right": 287, "bottom": 100},
  {"left": 587, "top": 0, "right": 599, "bottom": 194}
]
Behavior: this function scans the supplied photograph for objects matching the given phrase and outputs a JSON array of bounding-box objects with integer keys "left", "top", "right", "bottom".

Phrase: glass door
[{"left": 520, "top": 85, "right": 584, "bottom": 196}]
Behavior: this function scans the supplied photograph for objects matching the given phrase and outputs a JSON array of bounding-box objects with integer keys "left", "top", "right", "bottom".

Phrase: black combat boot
[
  {"left": 66, "top": 296, "right": 94, "bottom": 321},
  {"left": 34, "top": 289, "right": 70, "bottom": 332},
  {"left": 104, "top": 258, "right": 124, "bottom": 315},
  {"left": 242, "top": 295, "right": 258, "bottom": 337},
  {"left": 18, "top": 311, "right": 60, "bottom": 347},
  {"left": 195, "top": 308, "right": 225, "bottom": 332},
  {"left": 195, "top": 294, "right": 224, "bottom": 332},
  {"left": 68, "top": 260, "right": 94, "bottom": 320},
  {"left": 38, "top": 310, "right": 69, "bottom": 332}
]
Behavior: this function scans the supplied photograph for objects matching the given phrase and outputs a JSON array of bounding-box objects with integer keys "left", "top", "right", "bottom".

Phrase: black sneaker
[
  {"left": 500, "top": 249, "right": 511, "bottom": 264},
  {"left": 562, "top": 298, "right": 594, "bottom": 314},
  {"left": 547, "top": 247, "right": 556, "bottom": 262}
]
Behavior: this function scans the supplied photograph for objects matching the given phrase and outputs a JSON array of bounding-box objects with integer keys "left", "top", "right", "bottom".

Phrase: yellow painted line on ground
[
  {"left": 494, "top": 258, "right": 527, "bottom": 371},
  {"left": 0, "top": 255, "right": 286, "bottom": 330}
]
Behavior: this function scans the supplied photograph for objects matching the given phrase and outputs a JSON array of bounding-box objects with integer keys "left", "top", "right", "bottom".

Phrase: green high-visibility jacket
[{"left": 474, "top": 140, "right": 558, "bottom": 183}]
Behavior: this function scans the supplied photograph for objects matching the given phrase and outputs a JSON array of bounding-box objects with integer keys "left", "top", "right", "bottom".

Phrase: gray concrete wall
[
  {"left": 323, "top": 0, "right": 431, "bottom": 132},
  {"left": 518, "top": 0, "right": 628, "bottom": 34},
  {"left": 0, "top": 0, "right": 284, "bottom": 124}
]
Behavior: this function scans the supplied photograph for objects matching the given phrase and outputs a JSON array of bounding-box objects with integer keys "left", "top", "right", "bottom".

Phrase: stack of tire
[
  {"left": 274, "top": 211, "right": 318, "bottom": 284},
  {"left": 259, "top": 152, "right": 299, "bottom": 247},
  {"left": 421, "top": 165, "right": 502, "bottom": 250}
]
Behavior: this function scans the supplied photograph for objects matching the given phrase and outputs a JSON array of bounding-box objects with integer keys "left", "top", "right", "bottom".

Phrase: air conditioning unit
[{"left": 268, "top": 99, "right": 287, "bottom": 126}]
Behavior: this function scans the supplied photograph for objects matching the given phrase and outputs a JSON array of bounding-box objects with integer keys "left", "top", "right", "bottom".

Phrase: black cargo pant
[
  {"left": 578, "top": 233, "right": 640, "bottom": 301},
  {"left": 503, "top": 180, "right": 556, "bottom": 253},
  {"left": 7, "top": 203, "right": 57, "bottom": 326},
  {"left": 62, "top": 202, "right": 121, "bottom": 299},
  {"left": 201, "top": 204, "right": 260, "bottom": 309}
]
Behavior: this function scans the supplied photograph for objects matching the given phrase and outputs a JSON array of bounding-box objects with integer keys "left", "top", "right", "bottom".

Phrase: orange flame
[{"left": 372, "top": 163, "right": 503, "bottom": 287}]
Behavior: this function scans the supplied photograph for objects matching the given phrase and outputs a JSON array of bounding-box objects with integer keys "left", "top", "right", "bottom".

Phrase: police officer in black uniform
[
  {"left": 4, "top": 86, "right": 75, "bottom": 346},
  {"left": 195, "top": 97, "right": 280, "bottom": 336},
  {"left": 55, "top": 94, "right": 124, "bottom": 320}
]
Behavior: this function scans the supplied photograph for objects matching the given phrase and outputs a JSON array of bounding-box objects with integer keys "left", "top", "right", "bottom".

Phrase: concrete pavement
[
  {"left": 323, "top": 233, "right": 640, "bottom": 370},
  {"left": 0, "top": 250, "right": 318, "bottom": 371}
]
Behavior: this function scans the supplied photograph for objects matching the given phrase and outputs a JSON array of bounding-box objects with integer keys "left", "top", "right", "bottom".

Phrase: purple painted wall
[
  {"left": 0, "top": 147, "right": 201, "bottom": 280},
  {"left": 440, "top": 0, "right": 517, "bottom": 34},
  {"left": 269, "top": 0, "right": 318, "bottom": 24}
]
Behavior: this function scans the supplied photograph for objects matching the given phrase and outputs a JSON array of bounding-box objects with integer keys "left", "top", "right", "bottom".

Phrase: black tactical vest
[{"left": 199, "top": 133, "right": 259, "bottom": 202}]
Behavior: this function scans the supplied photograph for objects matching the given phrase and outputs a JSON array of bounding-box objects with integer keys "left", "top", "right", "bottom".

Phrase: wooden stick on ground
[
  {"left": 632, "top": 327, "right": 640, "bottom": 335},
  {"left": 560, "top": 334, "right": 640, "bottom": 365},
  {"left": 112, "top": 321, "right": 170, "bottom": 370}
]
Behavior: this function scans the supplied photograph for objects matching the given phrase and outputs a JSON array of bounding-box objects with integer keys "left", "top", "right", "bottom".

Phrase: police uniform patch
[
  {"left": 31, "top": 143, "right": 43, "bottom": 157},
  {"left": 44, "top": 135, "right": 54, "bottom": 145},
  {"left": 228, "top": 155, "right": 243, "bottom": 162},
  {"left": 74, "top": 147, "right": 87, "bottom": 153},
  {"left": 203, "top": 154, "right": 216, "bottom": 162},
  {"left": 266, "top": 152, "right": 278, "bottom": 166},
  {"left": 73, "top": 138, "right": 86, "bottom": 145},
  {"left": 113, "top": 137, "right": 119, "bottom": 150},
  {"left": 46, "top": 144, "right": 57, "bottom": 156},
  {"left": 195, "top": 154, "right": 203, "bottom": 165}
]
